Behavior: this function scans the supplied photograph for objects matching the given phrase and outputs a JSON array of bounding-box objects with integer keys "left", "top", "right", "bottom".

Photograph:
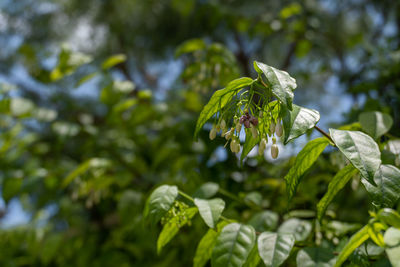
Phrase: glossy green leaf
[
  {"left": 194, "top": 198, "right": 225, "bottom": 228},
  {"left": 361, "top": 164, "right": 400, "bottom": 209},
  {"left": 378, "top": 208, "right": 400, "bottom": 229},
  {"left": 282, "top": 104, "right": 320, "bottom": 144},
  {"left": 334, "top": 225, "right": 370, "bottom": 267},
  {"left": 211, "top": 223, "right": 256, "bottom": 267},
  {"left": 194, "top": 221, "right": 229, "bottom": 267},
  {"left": 194, "top": 77, "right": 254, "bottom": 140},
  {"left": 384, "top": 227, "right": 400, "bottom": 267},
  {"left": 248, "top": 211, "right": 279, "bottom": 232},
  {"left": 157, "top": 207, "right": 197, "bottom": 253},
  {"left": 329, "top": 129, "right": 381, "bottom": 185},
  {"left": 258, "top": 232, "right": 295, "bottom": 267},
  {"left": 296, "top": 247, "right": 336, "bottom": 267},
  {"left": 285, "top": 137, "right": 330, "bottom": 201},
  {"left": 101, "top": 54, "right": 127, "bottom": 70},
  {"left": 254, "top": 61, "right": 297, "bottom": 110},
  {"left": 143, "top": 185, "right": 178, "bottom": 224},
  {"left": 243, "top": 243, "right": 261, "bottom": 267},
  {"left": 359, "top": 111, "right": 393, "bottom": 140},
  {"left": 278, "top": 218, "right": 312, "bottom": 242},
  {"left": 317, "top": 164, "right": 358, "bottom": 221}
]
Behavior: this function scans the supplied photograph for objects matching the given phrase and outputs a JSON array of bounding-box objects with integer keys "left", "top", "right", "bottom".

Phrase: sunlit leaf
[
  {"left": 361, "top": 164, "right": 400, "bottom": 209},
  {"left": 258, "top": 232, "right": 295, "bottom": 267},
  {"left": 194, "top": 198, "right": 225, "bottom": 228},
  {"left": 285, "top": 138, "right": 330, "bottom": 201},
  {"left": 330, "top": 129, "right": 381, "bottom": 185},
  {"left": 194, "top": 221, "right": 229, "bottom": 267},
  {"left": 317, "top": 164, "right": 358, "bottom": 221},
  {"left": 211, "top": 223, "right": 256, "bottom": 267},
  {"left": 378, "top": 208, "right": 400, "bottom": 229},
  {"left": 254, "top": 61, "right": 296, "bottom": 110},
  {"left": 334, "top": 225, "right": 370, "bottom": 267},
  {"left": 143, "top": 185, "right": 178, "bottom": 224},
  {"left": 101, "top": 54, "right": 127, "bottom": 70},
  {"left": 281, "top": 104, "right": 320, "bottom": 144},
  {"left": 194, "top": 77, "right": 254, "bottom": 140},
  {"left": 175, "top": 38, "right": 206, "bottom": 58},
  {"left": 243, "top": 243, "right": 261, "bottom": 267}
]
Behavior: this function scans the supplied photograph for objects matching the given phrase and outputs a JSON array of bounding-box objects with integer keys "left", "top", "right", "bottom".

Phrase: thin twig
[{"left": 314, "top": 125, "right": 335, "bottom": 145}]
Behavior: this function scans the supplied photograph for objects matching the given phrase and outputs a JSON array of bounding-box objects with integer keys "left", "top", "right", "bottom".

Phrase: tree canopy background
[{"left": 0, "top": 0, "right": 399, "bottom": 266}]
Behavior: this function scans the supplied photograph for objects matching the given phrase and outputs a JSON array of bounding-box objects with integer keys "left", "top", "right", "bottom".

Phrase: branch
[{"left": 314, "top": 125, "right": 335, "bottom": 144}]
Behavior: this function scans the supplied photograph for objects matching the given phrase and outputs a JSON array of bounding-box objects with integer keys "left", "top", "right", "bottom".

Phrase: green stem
[
  {"left": 178, "top": 190, "right": 194, "bottom": 202},
  {"left": 314, "top": 125, "right": 335, "bottom": 145}
]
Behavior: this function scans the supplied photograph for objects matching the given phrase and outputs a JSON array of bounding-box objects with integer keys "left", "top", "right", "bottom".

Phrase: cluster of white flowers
[{"left": 209, "top": 111, "right": 284, "bottom": 159}]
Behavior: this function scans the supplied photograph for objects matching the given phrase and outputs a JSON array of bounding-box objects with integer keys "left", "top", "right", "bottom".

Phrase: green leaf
[
  {"left": 258, "top": 232, "right": 295, "bottom": 267},
  {"left": 211, "top": 223, "right": 256, "bottom": 267},
  {"left": 285, "top": 137, "right": 330, "bottom": 201},
  {"left": 193, "top": 182, "right": 220, "bottom": 199},
  {"left": 359, "top": 111, "right": 393, "bottom": 140},
  {"left": 367, "top": 222, "right": 385, "bottom": 247},
  {"left": 384, "top": 227, "right": 400, "bottom": 267},
  {"left": 194, "top": 77, "right": 254, "bottom": 140},
  {"left": 254, "top": 61, "right": 297, "bottom": 110},
  {"left": 248, "top": 211, "right": 279, "bottom": 232},
  {"left": 282, "top": 104, "right": 320, "bottom": 144},
  {"left": 334, "top": 225, "right": 370, "bottom": 267},
  {"left": 143, "top": 185, "right": 178, "bottom": 224},
  {"left": 296, "top": 247, "right": 336, "bottom": 267},
  {"left": 62, "top": 158, "right": 111, "bottom": 187},
  {"left": 175, "top": 38, "right": 206, "bottom": 58},
  {"left": 101, "top": 54, "right": 127, "bottom": 70},
  {"left": 243, "top": 243, "right": 261, "bottom": 267},
  {"left": 194, "top": 198, "right": 225, "bottom": 228},
  {"left": 75, "top": 72, "right": 98, "bottom": 87},
  {"left": 194, "top": 221, "right": 229, "bottom": 267},
  {"left": 378, "top": 208, "right": 400, "bottom": 229},
  {"left": 317, "top": 164, "right": 358, "bottom": 221},
  {"left": 240, "top": 128, "right": 260, "bottom": 163},
  {"left": 361, "top": 164, "right": 400, "bottom": 209},
  {"left": 278, "top": 218, "right": 312, "bottom": 242},
  {"left": 329, "top": 129, "right": 381, "bottom": 185},
  {"left": 157, "top": 207, "right": 198, "bottom": 253}
]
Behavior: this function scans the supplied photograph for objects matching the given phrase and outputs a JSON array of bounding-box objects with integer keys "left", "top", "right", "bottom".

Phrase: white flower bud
[
  {"left": 216, "top": 124, "right": 221, "bottom": 132},
  {"left": 235, "top": 122, "right": 241, "bottom": 133},
  {"left": 270, "top": 121, "right": 276, "bottom": 134},
  {"left": 258, "top": 138, "right": 267, "bottom": 156},
  {"left": 235, "top": 142, "right": 241, "bottom": 153},
  {"left": 220, "top": 119, "right": 226, "bottom": 131},
  {"left": 259, "top": 110, "right": 263, "bottom": 118},
  {"left": 209, "top": 126, "right": 217, "bottom": 140},
  {"left": 275, "top": 122, "right": 283, "bottom": 137},
  {"left": 223, "top": 128, "right": 234, "bottom": 140},
  {"left": 271, "top": 144, "right": 279, "bottom": 159},
  {"left": 251, "top": 124, "right": 258, "bottom": 139}
]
